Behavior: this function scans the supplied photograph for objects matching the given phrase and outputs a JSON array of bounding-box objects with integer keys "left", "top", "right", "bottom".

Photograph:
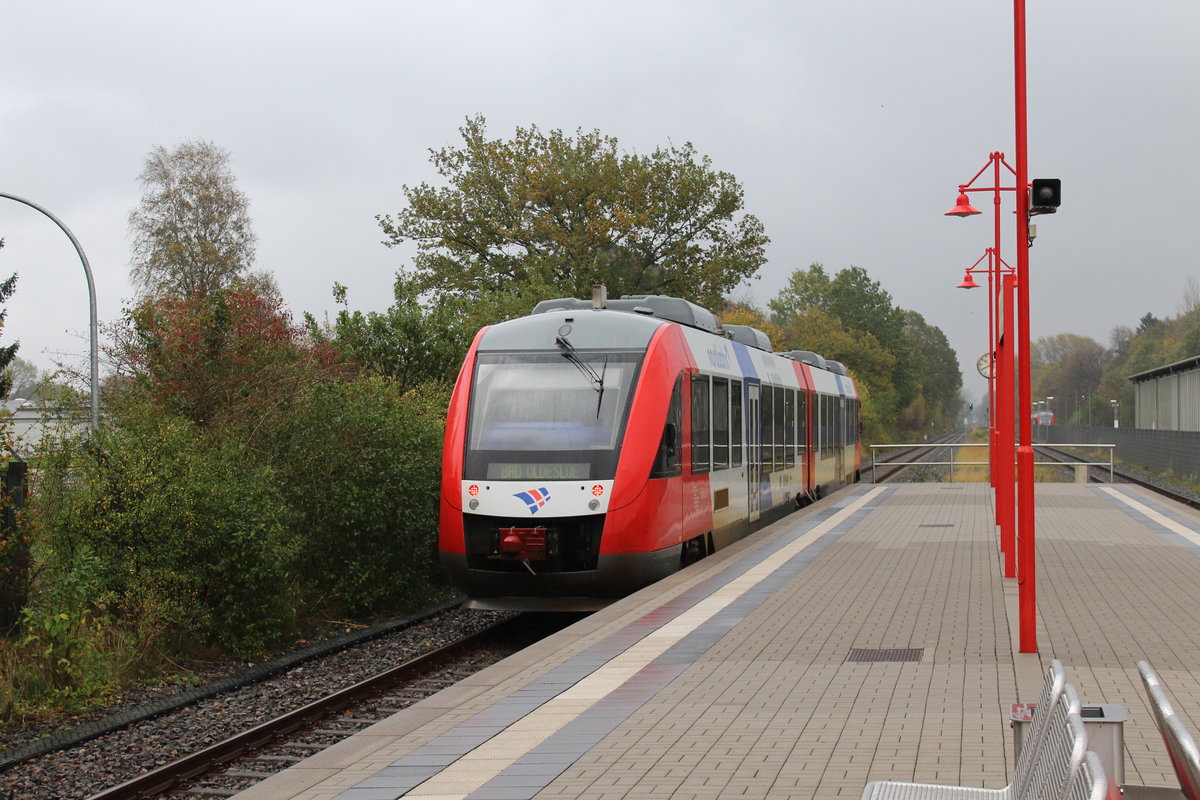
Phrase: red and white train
[{"left": 438, "top": 291, "right": 861, "bottom": 611}]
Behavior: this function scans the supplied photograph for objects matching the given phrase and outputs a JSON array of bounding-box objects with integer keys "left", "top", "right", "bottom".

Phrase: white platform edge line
[{"left": 1098, "top": 486, "right": 1200, "bottom": 548}]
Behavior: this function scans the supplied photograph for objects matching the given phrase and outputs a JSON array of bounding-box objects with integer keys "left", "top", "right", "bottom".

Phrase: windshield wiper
[
  {"left": 595, "top": 356, "right": 608, "bottom": 418},
  {"left": 555, "top": 335, "right": 606, "bottom": 417}
]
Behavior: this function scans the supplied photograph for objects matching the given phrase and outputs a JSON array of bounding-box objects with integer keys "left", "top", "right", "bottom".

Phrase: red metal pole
[
  {"left": 986, "top": 247, "right": 996, "bottom": 492},
  {"left": 1014, "top": 0, "right": 1037, "bottom": 653},
  {"left": 991, "top": 154, "right": 1002, "bottom": 497},
  {"left": 1000, "top": 273, "right": 1016, "bottom": 577}
]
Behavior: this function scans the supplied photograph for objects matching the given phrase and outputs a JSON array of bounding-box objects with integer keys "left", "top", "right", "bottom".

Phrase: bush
[
  {"left": 11, "top": 286, "right": 455, "bottom": 712},
  {"left": 0, "top": 457, "right": 32, "bottom": 636},
  {"left": 32, "top": 405, "right": 295, "bottom": 656},
  {"left": 270, "top": 376, "right": 449, "bottom": 615}
]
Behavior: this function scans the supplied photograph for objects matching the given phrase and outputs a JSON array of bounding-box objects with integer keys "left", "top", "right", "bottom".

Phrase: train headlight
[
  {"left": 469, "top": 499, "right": 479, "bottom": 510},
  {"left": 588, "top": 499, "right": 600, "bottom": 511}
]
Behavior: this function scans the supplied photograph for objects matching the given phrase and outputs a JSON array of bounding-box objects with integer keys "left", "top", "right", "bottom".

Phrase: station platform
[{"left": 232, "top": 482, "right": 1200, "bottom": 800}]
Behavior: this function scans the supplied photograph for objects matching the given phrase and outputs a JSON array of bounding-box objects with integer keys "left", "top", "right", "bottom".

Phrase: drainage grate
[{"left": 846, "top": 648, "right": 924, "bottom": 663}]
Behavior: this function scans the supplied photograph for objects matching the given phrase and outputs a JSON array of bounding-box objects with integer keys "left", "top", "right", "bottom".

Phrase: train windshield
[{"left": 465, "top": 352, "right": 641, "bottom": 481}]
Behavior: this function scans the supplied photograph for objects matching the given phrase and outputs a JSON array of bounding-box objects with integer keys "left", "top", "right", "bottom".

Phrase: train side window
[
  {"left": 651, "top": 374, "right": 683, "bottom": 478},
  {"left": 773, "top": 386, "right": 785, "bottom": 469},
  {"left": 761, "top": 384, "right": 774, "bottom": 473},
  {"left": 784, "top": 389, "right": 796, "bottom": 467},
  {"left": 818, "top": 394, "right": 826, "bottom": 455},
  {"left": 712, "top": 377, "right": 730, "bottom": 470},
  {"left": 827, "top": 396, "right": 835, "bottom": 451},
  {"left": 839, "top": 397, "right": 847, "bottom": 447},
  {"left": 730, "top": 380, "right": 743, "bottom": 467},
  {"left": 797, "top": 391, "right": 808, "bottom": 456},
  {"left": 691, "top": 374, "right": 711, "bottom": 474},
  {"left": 834, "top": 397, "right": 841, "bottom": 448}
]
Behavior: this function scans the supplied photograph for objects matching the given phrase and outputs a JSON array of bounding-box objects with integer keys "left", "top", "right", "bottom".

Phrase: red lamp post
[
  {"left": 945, "top": 153, "right": 1017, "bottom": 498},
  {"left": 1013, "top": 0, "right": 1037, "bottom": 655},
  {"left": 957, "top": 249, "right": 1017, "bottom": 580}
]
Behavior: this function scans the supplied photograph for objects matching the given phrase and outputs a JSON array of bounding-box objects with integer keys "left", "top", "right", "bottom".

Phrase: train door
[{"left": 747, "top": 382, "right": 761, "bottom": 523}]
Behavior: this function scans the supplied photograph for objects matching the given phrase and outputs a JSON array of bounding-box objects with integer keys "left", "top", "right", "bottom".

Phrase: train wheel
[{"left": 681, "top": 535, "right": 706, "bottom": 567}]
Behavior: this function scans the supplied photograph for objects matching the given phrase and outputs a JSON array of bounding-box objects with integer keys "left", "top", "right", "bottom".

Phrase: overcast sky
[{"left": 4, "top": 1, "right": 1198, "bottom": 400}]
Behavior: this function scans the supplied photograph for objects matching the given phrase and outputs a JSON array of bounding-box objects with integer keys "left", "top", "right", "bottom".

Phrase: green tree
[
  {"left": 769, "top": 263, "right": 946, "bottom": 437},
  {"left": 773, "top": 306, "right": 898, "bottom": 441},
  {"left": 122, "top": 285, "right": 343, "bottom": 429},
  {"left": 1136, "top": 312, "right": 1161, "bottom": 336},
  {"left": 717, "top": 302, "right": 784, "bottom": 348},
  {"left": 30, "top": 282, "right": 450, "bottom": 660},
  {"left": 903, "top": 310, "right": 964, "bottom": 427},
  {"left": 5, "top": 356, "right": 43, "bottom": 400},
  {"left": 0, "top": 247, "right": 24, "bottom": 634},
  {"left": 378, "top": 115, "right": 768, "bottom": 309},
  {"left": 770, "top": 264, "right": 907, "bottom": 352},
  {"left": 767, "top": 263, "right": 832, "bottom": 321},
  {"left": 0, "top": 245, "right": 18, "bottom": 398},
  {"left": 128, "top": 140, "right": 259, "bottom": 298},
  {"left": 1031, "top": 333, "right": 1106, "bottom": 423},
  {"left": 313, "top": 277, "right": 487, "bottom": 392}
]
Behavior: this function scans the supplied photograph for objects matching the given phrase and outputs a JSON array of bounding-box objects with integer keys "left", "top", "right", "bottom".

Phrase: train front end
[{"left": 438, "top": 305, "right": 671, "bottom": 611}]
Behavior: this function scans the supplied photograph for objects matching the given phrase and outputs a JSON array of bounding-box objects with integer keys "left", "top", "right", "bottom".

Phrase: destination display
[{"left": 487, "top": 462, "right": 590, "bottom": 480}]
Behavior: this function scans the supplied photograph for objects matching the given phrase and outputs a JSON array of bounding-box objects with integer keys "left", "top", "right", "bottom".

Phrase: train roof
[
  {"left": 778, "top": 350, "right": 828, "bottom": 371},
  {"left": 532, "top": 294, "right": 779, "bottom": 353},
  {"left": 532, "top": 295, "right": 720, "bottom": 334},
  {"left": 723, "top": 324, "right": 772, "bottom": 351}
]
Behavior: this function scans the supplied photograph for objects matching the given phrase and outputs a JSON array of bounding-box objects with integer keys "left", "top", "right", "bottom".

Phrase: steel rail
[{"left": 866, "top": 432, "right": 967, "bottom": 483}]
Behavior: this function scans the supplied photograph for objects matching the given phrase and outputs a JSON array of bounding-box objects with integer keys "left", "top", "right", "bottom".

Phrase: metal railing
[{"left": 870, "top": 443, "right": 1115, "bottom": 483}]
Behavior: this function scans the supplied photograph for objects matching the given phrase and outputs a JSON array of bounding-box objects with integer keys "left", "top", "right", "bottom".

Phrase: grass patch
[{"left": 951, "top": 445, "right": 990, "bottom": 482}]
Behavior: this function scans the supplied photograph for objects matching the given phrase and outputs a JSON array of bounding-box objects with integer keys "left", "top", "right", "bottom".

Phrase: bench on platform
[
  {"left": 1066, "top": 752, "right": 1111, "bottom": 800},
  {"left": 1123, "top": 660, "right": 1200, "bottom": 800},
  {"left": 861, "top": 661, "right": 1105, "bottom": 800}
]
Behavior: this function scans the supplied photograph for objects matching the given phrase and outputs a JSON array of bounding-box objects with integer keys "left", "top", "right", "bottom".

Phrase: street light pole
[
  {"left": 947, "top": 154, "right": 1017, "bottom": 497},
  {"left": 999, "top": 272, "right": 1016, "bottom": 578},
  {"left": 1013, "top": 0, "right": 1037, "bottom": 653},
  {"left": 0, "top": 192, "right": 99, "bottom": 433},
  {"left": 956, "top": 248, "right": 1016, "bottom": 576}
]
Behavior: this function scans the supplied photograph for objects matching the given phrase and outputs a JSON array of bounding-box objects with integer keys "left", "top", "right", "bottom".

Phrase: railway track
[
  {"left": 1035, "top": 443, "right": 1200, "bottom": 511},
  {"left": 867, "top": 431, "right": 970, "bottom": 482},
  {"left": 0, "top": 607, "right": 578, "bottom": 800},
  {"left": 92, "top": 614, "right": 549, "bottom": 800}
]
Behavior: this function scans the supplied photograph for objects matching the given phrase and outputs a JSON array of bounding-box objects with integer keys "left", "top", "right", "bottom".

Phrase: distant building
[
  {"left": 2, "top": 396, "right": 88, "bottom": 457},
  {"left": 1130, "top": 355, "right": 1200, "bottom": 431}
]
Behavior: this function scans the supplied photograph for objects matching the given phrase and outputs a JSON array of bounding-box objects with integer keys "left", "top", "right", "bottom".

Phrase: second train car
[{"left": 439, "top": 290, "right": 861, "bottom": 610}]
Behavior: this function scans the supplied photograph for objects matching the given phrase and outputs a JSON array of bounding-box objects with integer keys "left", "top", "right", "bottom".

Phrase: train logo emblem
[{"left": 513, "top": 487, "right": 551, "bottom": 514}]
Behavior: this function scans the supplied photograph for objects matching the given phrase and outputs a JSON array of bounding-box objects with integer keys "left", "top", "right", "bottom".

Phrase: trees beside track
[
  {"left": 2, "top": 143, "right": 454, "bottom": 720},
  {"left": 25, "top": 289, "right": 449, "bottom": 661}
]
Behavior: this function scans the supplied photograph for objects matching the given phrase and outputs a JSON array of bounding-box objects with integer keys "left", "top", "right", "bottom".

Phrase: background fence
[{"left": 1037, "top": 424, "right": 1200, "bottom": 483}]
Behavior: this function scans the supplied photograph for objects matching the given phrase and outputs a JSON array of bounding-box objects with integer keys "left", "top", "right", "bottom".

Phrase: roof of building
[{"left": 1129, "top": 354, "right": 1200, "bottom": 383}]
